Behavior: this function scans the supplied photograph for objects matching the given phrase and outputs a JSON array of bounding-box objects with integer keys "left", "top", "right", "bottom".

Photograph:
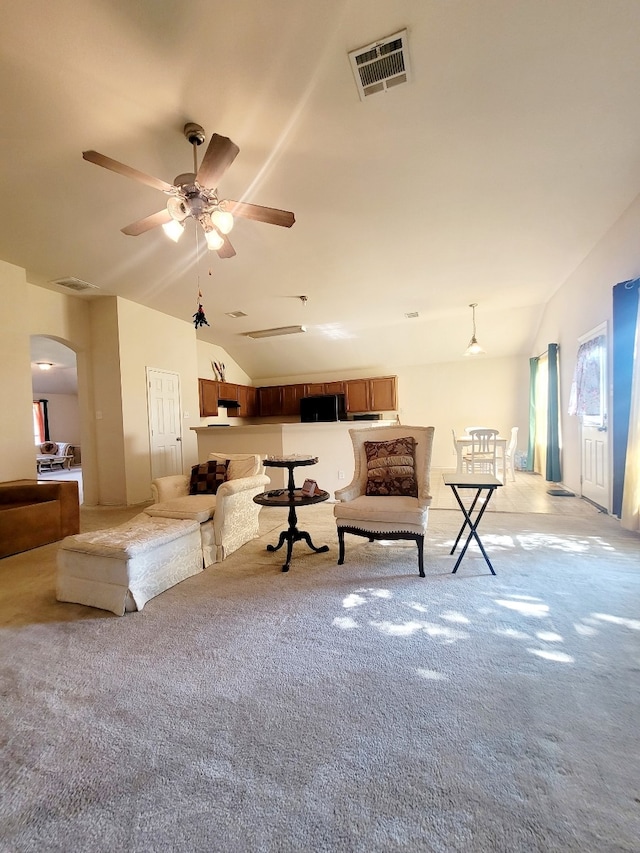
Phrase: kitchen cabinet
[
  {"left": 344, "top": 379, "right": 369, "bottom": 413},
  {"left": 231, "top": 384, "right": 259, "bottom": 417},
  {"left": 345, "top": 376, "right": 397, "bottom": 413},
  {"left": 304, "top": 383, "right": 326, "bottom": 396},
  {"left": 258, "top": 385, "right": 283, "bottom": 417},
  {"left": 369, "top": 376, "right": 397, "bottom": 411},
  {"left": 218, "top": 382, "right": 238, "bottom": 402},
  {"left": 204, "top": 375, "right": 397, "bottom": 419},
  {"left": 281, "top": 383, "right": 306, "bottom": 416},
  {"left": 198, "top": 379, "right": 219, "bottom": 417}
]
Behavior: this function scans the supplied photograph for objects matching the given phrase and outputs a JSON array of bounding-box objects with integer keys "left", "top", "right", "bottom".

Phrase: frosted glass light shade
[
  {"left": 205, "top": 228, "right": 224, "bottom": 251},
  {"left": 211, "top": 209, "right": 234, "bottom": 234},
  {"left": 464, "top": 337, "right": 485, "bottom": 356},
  {"left": 162, "top": 219, "right": 185, "bottom": 242}
]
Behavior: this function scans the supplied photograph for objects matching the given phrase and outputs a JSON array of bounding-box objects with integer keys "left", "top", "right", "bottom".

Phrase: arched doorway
[{"left": 30, "top": 335, "right": 84, "bottom": 503}]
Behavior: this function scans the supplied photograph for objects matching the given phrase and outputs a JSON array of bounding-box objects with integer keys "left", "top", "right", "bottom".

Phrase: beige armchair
[
  {"left": 334, "top": 425, "right": 435, "bottom": 577},
  {"left": 146, "top": 453, "right": 270, "bottom": 566}
]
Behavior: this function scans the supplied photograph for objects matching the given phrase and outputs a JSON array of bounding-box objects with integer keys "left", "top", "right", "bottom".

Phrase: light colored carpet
[{"left": 1, "top": 502, "right": 639, "bottom": 852}]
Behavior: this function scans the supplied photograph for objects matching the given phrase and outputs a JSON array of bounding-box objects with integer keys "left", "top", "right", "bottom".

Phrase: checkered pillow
[{"left": 189, "top": 460, "right": 229, "bottom": 495}]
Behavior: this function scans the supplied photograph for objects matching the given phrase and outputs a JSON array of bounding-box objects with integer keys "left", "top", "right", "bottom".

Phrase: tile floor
[{"left": 430, "top": 467, "right": 604, "bottom": 517}]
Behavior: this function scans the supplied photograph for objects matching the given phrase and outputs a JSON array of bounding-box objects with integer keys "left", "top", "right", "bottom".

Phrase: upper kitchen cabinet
[
  {"left": 344, "top": 376, "right": 397, "bottom": 413},
  {"left": 281, "top": 384, "right": 307, "bottom": 417},
  {"left": 230, "top": 384, "right": 258, "bottom": 418},
  {"left": 198, "top": 379, "right": 219, "bottom": 417},
  {"left": 258, "top": 385, "right": 284, "bottom": 417}
]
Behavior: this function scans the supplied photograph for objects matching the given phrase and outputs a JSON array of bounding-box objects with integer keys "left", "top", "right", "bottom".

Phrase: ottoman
[{"left": 56, "top": 514, "right": 202, "bottom": 616}]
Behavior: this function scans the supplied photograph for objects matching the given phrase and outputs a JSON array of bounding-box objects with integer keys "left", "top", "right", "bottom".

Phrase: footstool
[{"left": 56, "top": 514, "right": 202, "bottom": 616}]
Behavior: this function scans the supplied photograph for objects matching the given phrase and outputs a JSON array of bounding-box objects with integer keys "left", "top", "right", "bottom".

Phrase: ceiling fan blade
[
  {"left": 83, "top": 150, "right": 174, "bottom": 193},
  {"left": 217, "top": 234, "right": 236, "bottom": 259},
  {"left": 121, "top": 208, "right": 172, "bottom": 236},
  {"left": 195, "top": 134, "right": 240, "bottom": 189},
  {"left": 227, "top": 200, "right": 295, "bottom": 228}
]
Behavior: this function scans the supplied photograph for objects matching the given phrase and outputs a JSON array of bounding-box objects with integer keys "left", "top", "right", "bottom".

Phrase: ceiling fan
[{"left": 82, "top": 122, "right": 295, "bottom": 259}]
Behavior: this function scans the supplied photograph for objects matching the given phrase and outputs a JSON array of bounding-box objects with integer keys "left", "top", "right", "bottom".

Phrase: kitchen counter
[{"left": 191, "top": 421, "right": 396, "bottom": 497}]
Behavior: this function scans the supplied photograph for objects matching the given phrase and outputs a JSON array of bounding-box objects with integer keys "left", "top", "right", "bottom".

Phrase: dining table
[{"left": 454, "top": 433, "right": 508, "bottom": 478}]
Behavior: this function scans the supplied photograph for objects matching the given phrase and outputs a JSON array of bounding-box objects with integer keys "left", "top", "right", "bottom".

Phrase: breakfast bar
[{"left": 191, "top": 420, "right": 395, "bottom": 498}]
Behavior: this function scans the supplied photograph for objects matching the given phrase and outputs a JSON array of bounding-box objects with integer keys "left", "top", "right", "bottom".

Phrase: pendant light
[{"left": 464, "top": 303, "right": 485, "bottom": 356}]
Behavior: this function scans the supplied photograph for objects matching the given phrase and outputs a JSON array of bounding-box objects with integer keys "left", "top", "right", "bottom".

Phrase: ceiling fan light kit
[{"left": 82, "top": 122, "right": 295, "bottom": 260}]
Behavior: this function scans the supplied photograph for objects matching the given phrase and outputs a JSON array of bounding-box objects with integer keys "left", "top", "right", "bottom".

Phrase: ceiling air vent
[
  {"left": 348, "top": 29, "right": 411, "bottom": 101},
  {"left": 50, "top": 277, "right": 100, "bottom": 293}
]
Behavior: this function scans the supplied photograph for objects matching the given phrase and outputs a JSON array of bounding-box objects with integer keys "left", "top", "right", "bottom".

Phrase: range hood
[{"left": 217, "top": 398, "right": 239, "bottom": 408}]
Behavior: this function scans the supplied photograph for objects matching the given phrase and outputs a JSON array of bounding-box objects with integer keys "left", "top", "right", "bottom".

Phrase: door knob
[{"left": 176, "top": 436, "right": 182, "bottom": 441}]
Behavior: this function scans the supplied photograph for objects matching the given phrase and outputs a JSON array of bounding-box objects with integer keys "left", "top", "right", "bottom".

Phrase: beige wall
[
  {"left": 249, "top": 358, "right": 530, "bottom": 470},
  {"left": 396, "top": 357, "right": 529, "bottom": 469},
  {"left": 115, "top": 298, "right": 201, "bottom": 505},
  {"left": 0, "top": 261, "right": 37, "bottom": 480},
  {"left": 88, "top": 298, "right": 126, "bottom": 505},
  {"left": 42, "top": 394, "right": 81, "bottom": 444},
  {"left": 533, "top": 190, "right": 640, "bottom": 497}
]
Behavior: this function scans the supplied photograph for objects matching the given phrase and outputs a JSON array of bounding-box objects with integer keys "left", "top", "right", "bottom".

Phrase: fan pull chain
[{"left": 192, "top": 222, "right": 210, "bottom": 329}]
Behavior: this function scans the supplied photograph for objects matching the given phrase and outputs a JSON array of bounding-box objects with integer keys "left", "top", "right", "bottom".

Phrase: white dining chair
[
  {"left": 462, "top": 428, "right": 499, "bottom": 476},
  {"left": 503, "top": 426, "right": 519, "bottom": 482}
]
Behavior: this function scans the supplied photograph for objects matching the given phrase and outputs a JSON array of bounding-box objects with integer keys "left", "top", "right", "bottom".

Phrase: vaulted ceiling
[{"left": 5, "top": 1, "right": 640, "bottom": 381}]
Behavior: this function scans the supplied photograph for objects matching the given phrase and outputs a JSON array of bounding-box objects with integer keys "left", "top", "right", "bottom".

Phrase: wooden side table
[{"left": 254, "top": 456, "right": 329, "bottom": 572}]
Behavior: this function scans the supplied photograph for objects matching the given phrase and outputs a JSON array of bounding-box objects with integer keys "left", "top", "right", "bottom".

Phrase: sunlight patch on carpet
[
  {"left": 440, "top": 610, "right": 470, "bottom": 624},
  {"left": 592, "top": 613, "right": 640, "bottom": 631},
  {"left": 528, "top": 648, "right": 575, "bottom": 663},
  {"left": 495, "top": 599, "right": 549, "bottom": 617},
  {"left": 574, "top": 623, "right": 599, "bottom": 636},
  {"left": 333, "top": 616, "right": 359, "bottom": 630},
  {"left": 416, "top": 668, "right": 448, "bottom": 681},
  {"left": 494, "top": 627, "right": 531, "bottom": 640}
]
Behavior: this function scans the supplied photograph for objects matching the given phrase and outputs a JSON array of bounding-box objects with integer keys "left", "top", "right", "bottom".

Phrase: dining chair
[
  {"left": 503, "top": 426, "right": 519, "bottom": 482},
  {"left": 462, "top": 428, "right": 499, "bottom": 476},
  {"left": 452, "top": 428, "right": 461, "bottom": 470}
]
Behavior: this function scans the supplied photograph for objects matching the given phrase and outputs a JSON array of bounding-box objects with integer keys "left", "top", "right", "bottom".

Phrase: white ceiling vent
[
  {"left": 50, "top": 277, "right": 100, "bottom": 293},
  {"left": 348, "top": 29, "right": 411, "bottom": 101}
]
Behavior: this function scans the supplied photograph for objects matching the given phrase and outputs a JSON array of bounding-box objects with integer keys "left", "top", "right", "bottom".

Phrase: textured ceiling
[{"left": 5, "top": 1, "right": 640, "bottom": 381}]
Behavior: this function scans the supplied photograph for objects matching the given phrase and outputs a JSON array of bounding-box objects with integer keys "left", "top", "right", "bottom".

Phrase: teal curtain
[
  {"left": 527, "top": 357, "right": 538, "bottom": 471},
  {"left": 546, "top": 343, "right": 562, "bottom": 482}
]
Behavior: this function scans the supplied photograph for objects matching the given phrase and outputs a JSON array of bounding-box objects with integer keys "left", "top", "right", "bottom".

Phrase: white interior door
[
  {"left": 578, "top": 325, "right": 609, "bottom": 511},
  {"left": 147, "top": 368, "right": 183, "bottom": 480}
]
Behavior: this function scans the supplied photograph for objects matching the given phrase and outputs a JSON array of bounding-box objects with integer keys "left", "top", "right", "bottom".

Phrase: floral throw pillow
[
  {"left": 189, "top": 460, "right": 229, "bottom": 495},
  {"left": 364, "top": 437, "right": 418, "bottom": 497}
]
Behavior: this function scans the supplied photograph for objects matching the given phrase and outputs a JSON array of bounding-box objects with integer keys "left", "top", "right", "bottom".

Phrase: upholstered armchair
[
  {"left": 146, "top": 453, "right": 270, "bottom": 566},
  {"left": 333, "top": 425, "right": 435, "bottom": 577}
]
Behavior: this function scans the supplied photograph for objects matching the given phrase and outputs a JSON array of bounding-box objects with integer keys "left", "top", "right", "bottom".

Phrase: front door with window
[{"left": 577, "top": 325, "right": 609, "bottom": 511}]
